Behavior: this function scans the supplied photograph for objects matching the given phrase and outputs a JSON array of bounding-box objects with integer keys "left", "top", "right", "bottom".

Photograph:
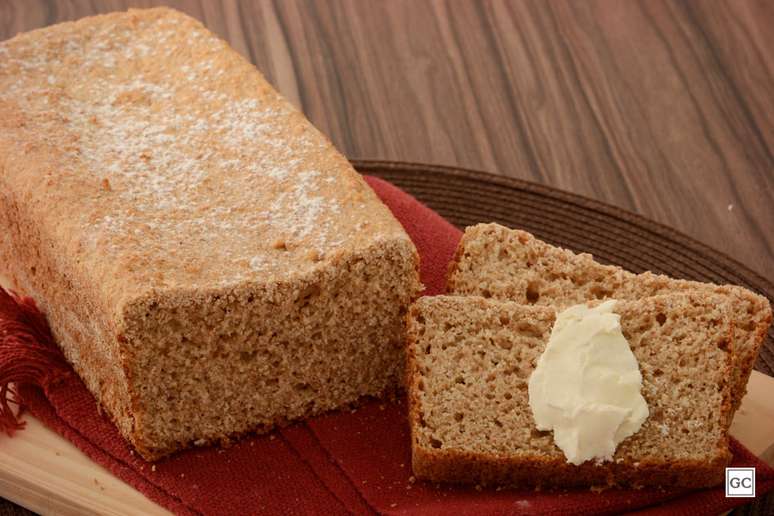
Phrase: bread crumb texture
[
  {"left": 407, "top": 295, "right": 734, "bottom": 489},
  {"left": 448, "top": 223, "right": 771, "bottom": 413}
]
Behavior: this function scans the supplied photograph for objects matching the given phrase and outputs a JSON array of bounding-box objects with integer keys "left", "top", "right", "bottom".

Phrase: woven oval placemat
[{"left": 356, "top": 159, "right": 774, "bottom": 377}]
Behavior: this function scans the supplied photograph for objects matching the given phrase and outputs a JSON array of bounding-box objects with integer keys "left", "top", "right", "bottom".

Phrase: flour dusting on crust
[{"left": 0, "top": 10, "right": 401, "bottom": 290}]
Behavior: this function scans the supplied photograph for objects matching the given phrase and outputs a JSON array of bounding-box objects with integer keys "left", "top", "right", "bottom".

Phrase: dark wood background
[
  {"left": 0, "top": 2, "right": 772, "bottom": 514},
  {"left": 0, "top": 0, "right": 772, "bottom": 277}
]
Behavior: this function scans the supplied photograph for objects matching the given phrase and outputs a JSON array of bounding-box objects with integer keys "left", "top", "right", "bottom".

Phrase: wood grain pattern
[
  {"left": 0, "top": 0, "right": 771, "bottom": 275},
  {"left": 0, "top": 417, "right": 168, "bottom": 516}
]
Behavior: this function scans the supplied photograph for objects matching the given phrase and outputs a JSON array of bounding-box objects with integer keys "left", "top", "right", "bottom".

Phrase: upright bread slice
[
  {"left": 447, "top": 223, "right": 771, "bottom": 411},
  {"left": 407, "top": 295, "right": 734, "bottom": 489},
  {"left": 0, "top": 8, "right": 421, "bottom": 460}
]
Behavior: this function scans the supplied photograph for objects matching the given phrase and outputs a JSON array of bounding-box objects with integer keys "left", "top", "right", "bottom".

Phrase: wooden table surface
[
  {"left": 1, "top": 0, "right": 771, "bottom": 277},
  {"left": 0, "top": 1, "right": 772, "bottom": 515}
]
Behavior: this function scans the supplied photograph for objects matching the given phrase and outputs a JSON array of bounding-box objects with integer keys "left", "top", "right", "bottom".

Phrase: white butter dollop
[{"left": 528, "top": 300, "right": 649, "bottom": 465}]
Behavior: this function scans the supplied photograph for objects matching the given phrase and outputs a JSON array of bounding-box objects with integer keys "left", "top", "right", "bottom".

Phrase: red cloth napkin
[{"left": 1, "top": 175, "right": 772, "bottom": 515}]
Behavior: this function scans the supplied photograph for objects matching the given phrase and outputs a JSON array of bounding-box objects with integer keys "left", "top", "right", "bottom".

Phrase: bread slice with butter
[
  {"left": 407, "top": 295, "right": 734, "bottom": 489},
  {"left": 447, "top": 223, "right": 772, "bottom": 414}
]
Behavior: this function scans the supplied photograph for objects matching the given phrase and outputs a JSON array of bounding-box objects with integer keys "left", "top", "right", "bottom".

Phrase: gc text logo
[{"left": 725, "top": 468, "right": 755, "bottom": 497}]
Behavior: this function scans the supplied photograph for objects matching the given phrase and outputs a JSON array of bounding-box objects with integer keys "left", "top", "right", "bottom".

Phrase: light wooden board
[
  {"left": 0, "top": 414, "right": 169, "bottom": 516},
  {"left": 0, "top": 371, "right": 772, "bottom": 516}
]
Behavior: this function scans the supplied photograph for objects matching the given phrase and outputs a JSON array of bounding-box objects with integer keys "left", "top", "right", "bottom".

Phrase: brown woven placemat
[{"left": 356, "top": 159, "right": 774, "bottom": 377}]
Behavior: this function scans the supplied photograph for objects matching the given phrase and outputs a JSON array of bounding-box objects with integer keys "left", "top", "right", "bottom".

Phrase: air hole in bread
[
  {"left": 297, "top": 284, "right": 320, "bottom": 309},
  {"left": 516, "top": 322, "right": 543, "bottom": 338},
  {"left": 454, "top": 412, "right": 464, "bottom": 422},
  {"left": 504, "top": 392, "right": 512, "bottom": 400},
  {"left": 653, "top": 368, "right": 664, "bottom": 377},
  {"left": 168, "top": 318, "right": 183, "bottom": 332},
  {"left": 239, "top": 350, "right": 256, "bottom": 362},
  {"left": 493, "top": 418, "right": 503, "bottom": 428},
  {"left": 429, "top": 437, "right": 443, "bottom": 448},
  {"left": 497, "top": 337, "right": 513, "bottom": 350},
  {"left": 499, "top": 314, "right": 510, "bottom": 326},
  {"left": 531, "top": 428, "right": 550, "bottom": 439},
  {"left": 417, "top": 380, "right": 424, "bottom": 391},
  {"left": 590, "top": 285, "right": 610, "bottom": 299},
  {"left": 525, "top": 282, "right": 540, "bottom": 304},
  {"left": 482, "top": 289, "right": 492, "bottom": 299},
  {"left": 656, "top": 313, "right": 666, "bottom": 325},
  {"left": 717, "top": 339, "right": 729, "bottom": 351},
  {"left": 455, "top": 376, "right": 466, "bottom": 385}
]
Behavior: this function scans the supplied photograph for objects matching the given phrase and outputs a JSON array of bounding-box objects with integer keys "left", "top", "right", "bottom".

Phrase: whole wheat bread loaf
[
  {"left": 447, "top": 223, "right": 771, "bottom": 412},
  {"left": 0, "top": 8, "right": 421, "bottom": 460},
  {"left": 407, "top": 295, "right": 734, "bottom": 489}
]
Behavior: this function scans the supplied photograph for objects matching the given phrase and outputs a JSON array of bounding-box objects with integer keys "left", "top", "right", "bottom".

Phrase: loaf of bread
[
  {"left": 0, "top": 8, "right": 421, "bottom": 460},
  {"left": 407, "top": 295, "right": 734, "bottom": 489},
  {"left": 448, "top": 223, "right": 771, "bottom": 412}
]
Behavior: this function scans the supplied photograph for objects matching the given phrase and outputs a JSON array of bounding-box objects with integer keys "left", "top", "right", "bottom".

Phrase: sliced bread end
[{"left": 407, "top": 295, "right": 734, "bottom": 489}]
